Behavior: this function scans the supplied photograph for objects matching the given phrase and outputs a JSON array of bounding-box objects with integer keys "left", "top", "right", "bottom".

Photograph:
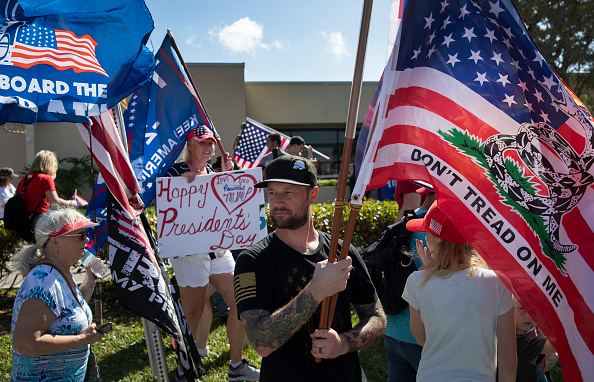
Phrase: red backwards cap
[{"left": 406, "top": 200, "right": 466, "bottom": 245}]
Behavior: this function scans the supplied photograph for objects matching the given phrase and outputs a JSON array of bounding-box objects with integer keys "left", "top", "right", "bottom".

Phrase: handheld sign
[{"left": 156, "top": 168, "right": 266, "bottom": 258}]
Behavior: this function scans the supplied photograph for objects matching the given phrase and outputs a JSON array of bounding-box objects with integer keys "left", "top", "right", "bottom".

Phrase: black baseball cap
[{"left": 255, "top": 155, "right": 317, "bottom": 188}]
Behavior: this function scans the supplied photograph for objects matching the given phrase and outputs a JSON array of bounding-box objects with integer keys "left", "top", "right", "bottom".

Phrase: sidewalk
[{"left": 1, "top": 266, "right": 92, "bottom": 289}]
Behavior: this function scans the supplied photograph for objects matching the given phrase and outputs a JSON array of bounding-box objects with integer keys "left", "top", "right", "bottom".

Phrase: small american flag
[
  {"left": 428, "top": 219, "right": 442, "bottom": 235},
  {"left": 233, "top": 118, "right": 289, "bottom": 169},
  {"left": 71, "top": 190, "right": 89, "bottom": 207},
  {"left": 12, "top": 23, "right": 108, "bottom": 76}
]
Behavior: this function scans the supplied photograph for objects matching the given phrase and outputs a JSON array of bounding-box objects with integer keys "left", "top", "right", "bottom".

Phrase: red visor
[{"left": 48, "top": 220, "right": 98, "bottom": 238}]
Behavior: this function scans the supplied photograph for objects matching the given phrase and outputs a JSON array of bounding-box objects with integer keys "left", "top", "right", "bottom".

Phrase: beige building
[{"left": 0, "top": 63, "right": 378, "bottom": 199}]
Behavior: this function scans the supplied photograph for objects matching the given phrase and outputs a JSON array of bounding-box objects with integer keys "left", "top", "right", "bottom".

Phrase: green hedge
[
  {"left": 311, "top": 200, "right": 399, "bottom": 248},
  {"left": 264, "top": 200, "right": 399, "bottom": 248},
  {"left": 317, "top": 178, "right": 338, "bottom": 187}
]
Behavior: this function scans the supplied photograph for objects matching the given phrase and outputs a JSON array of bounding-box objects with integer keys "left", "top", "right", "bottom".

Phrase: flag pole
[
  {"left": 167, "top": 29, "right": 230, "bottom": 165},
  {"left": 316, "top": 0, "right": 374, "bottom": 359},
  {"left": 86, "top": 118, "right": 103, "bottom": 325}
]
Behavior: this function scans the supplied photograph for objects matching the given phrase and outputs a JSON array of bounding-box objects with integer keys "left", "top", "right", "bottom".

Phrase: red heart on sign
[{"left": 211, "top": 173, "right": 258, "bottom": 214}]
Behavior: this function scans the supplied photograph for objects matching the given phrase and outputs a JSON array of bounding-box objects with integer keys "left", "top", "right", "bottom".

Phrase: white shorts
[{"left": 171, "top": 251, "right": 235, "bottom": 288}]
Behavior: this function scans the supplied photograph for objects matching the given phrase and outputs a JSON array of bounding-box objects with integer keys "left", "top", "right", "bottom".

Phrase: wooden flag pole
[
  {"left": 167, "top": 29, "right": 230, "bottom": 164},
  {"left": 316, "top": 0, "right": 374, "bottom": 360}
]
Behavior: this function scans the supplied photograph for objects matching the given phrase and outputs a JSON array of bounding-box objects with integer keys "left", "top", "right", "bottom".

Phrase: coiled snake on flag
[{"left": 484, "top": 122, "right": 594, "bottom": 254}]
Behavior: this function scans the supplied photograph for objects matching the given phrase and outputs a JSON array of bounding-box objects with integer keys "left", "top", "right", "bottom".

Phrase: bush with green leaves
[
  {"left": 266, "top": 199, "right": 400, "bottom": 248},
  {"left": 317, "top": 178, "right": 338, "bottom": 187},
  {"left": 0, "top": 221, "right": 23, "bottom": 287},
  {"left": 55, "top": 155, "right": 98, "bottom": 198}
]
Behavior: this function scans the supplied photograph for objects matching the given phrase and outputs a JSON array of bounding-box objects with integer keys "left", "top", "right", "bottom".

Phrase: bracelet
[{"left": 81, "top": 283, "right": 87, "bottom": 289}]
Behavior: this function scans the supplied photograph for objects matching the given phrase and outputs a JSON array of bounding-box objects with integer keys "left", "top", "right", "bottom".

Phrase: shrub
[
  {"left": 55, "top": 155, "right": 98, "bottom": 198},
  {"left": 0, "top": 221, "right": 24, "bottom": 288},
  {"left": 317, "top": 178, "right": 338, "bottom": 187},
  {"left": 266, "top": 199, "right": 400, "bottom": 248}
]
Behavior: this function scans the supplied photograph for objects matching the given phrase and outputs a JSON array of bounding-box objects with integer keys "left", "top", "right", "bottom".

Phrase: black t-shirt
[
  {"left": 234, "top": 231, "right": 377, "bottom": 382},
  {"left": 516, "top": 334, "right": 547, "bottom": 382}
]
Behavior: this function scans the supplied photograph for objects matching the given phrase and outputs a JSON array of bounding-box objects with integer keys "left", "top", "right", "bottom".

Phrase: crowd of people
[{"left": 4, "top": 128, "right": 558, "bottom": 382}]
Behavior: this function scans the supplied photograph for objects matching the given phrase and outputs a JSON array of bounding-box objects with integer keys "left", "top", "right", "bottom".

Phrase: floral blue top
[{"left": 11, "top": 264, "right": 92, "bottom": 382}]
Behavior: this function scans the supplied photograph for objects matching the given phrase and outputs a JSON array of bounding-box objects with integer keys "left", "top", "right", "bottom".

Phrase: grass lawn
[
  {"left": 0, "top": 281, "right": 388, "bottom": 381},
  {"left": 0, "top": 281, "right": 565, "bottom": 381}
]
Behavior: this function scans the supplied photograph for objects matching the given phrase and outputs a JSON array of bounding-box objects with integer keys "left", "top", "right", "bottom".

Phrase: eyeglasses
[{"left": 62, "top": 232, "right": 89, "bottom": 241}]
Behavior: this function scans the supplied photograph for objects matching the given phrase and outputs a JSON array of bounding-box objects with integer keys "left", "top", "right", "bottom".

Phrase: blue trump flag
[
  {"left": 0, "top": 0, "right": 154, "bottom": 124},
  {"left": 84, "top": 175, "right": 107, "bottom": 255},
  {"left": 125, "top": 32, "right": 217, "bottom": 207},
  {"left": 86, "top": 33, "right": 216, "bottom": 253}
]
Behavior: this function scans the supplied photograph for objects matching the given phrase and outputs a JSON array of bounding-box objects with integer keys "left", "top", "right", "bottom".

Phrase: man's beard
[{"left": 271, "top": 207, "right": 309, "bottom": 230}]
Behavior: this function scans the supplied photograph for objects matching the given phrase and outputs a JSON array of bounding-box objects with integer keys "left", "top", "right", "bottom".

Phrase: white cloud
[
  {"left": 270, "top": 40, "right": 284, "bottom": 50},
  {"left": 212, "top": 17, "right": 281, "bottom": 53},
  {"left": 185, "top": 34, "right": 201, "bottom": 49},
  {"left": 322, "top": 31, "right": 349, "bottom": 61}
]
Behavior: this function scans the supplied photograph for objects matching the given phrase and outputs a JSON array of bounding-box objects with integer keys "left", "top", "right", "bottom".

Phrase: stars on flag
[
  {"left": 399, "top": 0, "right": 565, "bottom": 127},
  {"left": 234, "top": 120, "right": 272, "bottom": 168}
]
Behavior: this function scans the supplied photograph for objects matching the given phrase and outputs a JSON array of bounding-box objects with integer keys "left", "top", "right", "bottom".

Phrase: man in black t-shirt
[{"left": 234, "top": 155, "right": 386, "bottom": 382}]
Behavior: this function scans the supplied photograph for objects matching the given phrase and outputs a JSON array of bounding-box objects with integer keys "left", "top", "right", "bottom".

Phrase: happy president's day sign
[{"left": 156, "top": 168, "right": 266, "bottom": 258}]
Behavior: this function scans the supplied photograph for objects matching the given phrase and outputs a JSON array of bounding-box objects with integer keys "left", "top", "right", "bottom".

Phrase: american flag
[
  {"left": 77, "top": 112, "right": 142, "bottom": 219},
  {"left": 12, "top": 23, "right": 108, "bottom": 76},
  {"left": 233, "top": 118, "right": 289, "bottom": 169},
  {"left": 77, "top": 110, "right": 205, "bottom": 378},
  {"left": 353, "top": 0, "right": 594, "bottom": 380},
  {"left": 71, "top": 191, "right": 88, "bottom": 207}
]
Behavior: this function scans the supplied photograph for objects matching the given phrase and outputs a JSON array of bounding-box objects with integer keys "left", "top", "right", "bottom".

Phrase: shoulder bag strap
[
  {"left": 21, "top": 173, "right": 47, "bottom": 213},
  {"left": 20, "top": 173, "right": 39, "bottom": 194}
]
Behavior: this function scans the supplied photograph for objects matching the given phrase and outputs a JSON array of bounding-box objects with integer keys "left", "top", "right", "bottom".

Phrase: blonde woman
[
  {"left": 11, "top": 207, "right": 106, "bottom": 381},
  {"left": 164, "top": 125, "right": 260, "bottom": 382},
  {"left": 14, "top": 150, "right": 77, "bottom": 242},
  {"left": 402, "top": 200, "right": 517, "bottom": 381}
]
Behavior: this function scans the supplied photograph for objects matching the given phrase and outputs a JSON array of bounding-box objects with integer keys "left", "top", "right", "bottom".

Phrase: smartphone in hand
[{"left": 96, "top": 322, "right": 113, "bottom": 333}]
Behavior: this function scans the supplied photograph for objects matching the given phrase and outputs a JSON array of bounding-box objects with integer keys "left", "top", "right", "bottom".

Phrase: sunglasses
[{"left": 62, "top": 231, "right": 89, "bottom": 241}]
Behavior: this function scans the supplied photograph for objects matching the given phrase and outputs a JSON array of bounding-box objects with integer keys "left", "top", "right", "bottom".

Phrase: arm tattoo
[
  {"left": 241, "top": 289, "right": 320, "bottom": 356},
  {"left": 340, "top": 300, "right": 386, "bottom": 353}
]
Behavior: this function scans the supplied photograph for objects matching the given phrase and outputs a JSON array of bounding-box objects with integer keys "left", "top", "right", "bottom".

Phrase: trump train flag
[
  {"left": 84, "top": 175, "right": 108, "bottom": 255},
  {"left": 352, "top": 0, "right": 594, "bottom": 380},
  {"left": 0, "top": 0, "right": 154, "bottom": 124},
  {"left": 125, "top": 33, "right": 217, "bottom": 208}
]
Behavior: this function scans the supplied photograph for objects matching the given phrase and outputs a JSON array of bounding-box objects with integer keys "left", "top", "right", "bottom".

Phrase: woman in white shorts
[{"left": 165, "top": 125, "right": 260, "bottom": 381}]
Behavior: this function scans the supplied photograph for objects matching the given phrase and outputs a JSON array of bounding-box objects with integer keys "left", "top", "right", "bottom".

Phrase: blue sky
[{"left": 143, "top": 0, "right": 393, "bottom": 82}]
